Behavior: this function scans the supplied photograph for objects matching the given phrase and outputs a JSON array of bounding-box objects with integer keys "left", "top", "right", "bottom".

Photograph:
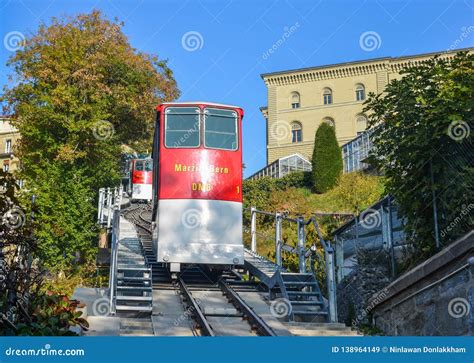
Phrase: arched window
[
  {"left": 290, "top": 92, "right": 300, "bottom": 109},
  {"left": 356, "top": 114, "right": 367, "bottom": 134},
  {"left": 355, "top": 84, "right": 365, "bottom": 101},
  {"left": 323, "top": 88, "right": 333, "bottom": 105},
  {"left": 291, "top": 121, "right": 302, "bottom": 143},
  {"left": 323, "top": 117, "right": 335, "bottom": 128}
]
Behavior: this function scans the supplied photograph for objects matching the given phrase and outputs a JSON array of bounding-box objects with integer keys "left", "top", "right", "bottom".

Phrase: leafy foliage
[
  {"left": 15, "top": 293, "right": 88, "bottom": 336},
  {"left": 2, "top": 10, "right": 179, "bottom": 268},
  {"left": 242, "top": 172, "right": 384, "bottom": 273},
  {"left": 0, "top": 170, "right": 87, "bottom": 336},
  {"left": 311, "top": 123, "right": 343, "bottom": 193},
  {"left": 364, "top": 51, "right": 474, "bottom": 254}
]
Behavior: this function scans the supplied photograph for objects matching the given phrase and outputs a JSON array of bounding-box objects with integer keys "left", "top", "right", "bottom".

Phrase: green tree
[
  {"left": 364, "top": 51, "right": 473, "bottom": 256},
  {"left": 2, "top": 10, "right": 179, "bottom": 268},
  {"left": 311, "top": 122, "right": 343, "bottom": 193}
]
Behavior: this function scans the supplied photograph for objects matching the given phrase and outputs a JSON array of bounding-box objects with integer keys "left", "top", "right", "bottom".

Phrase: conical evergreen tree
[{"left": 311, "top": 123, "right": 343, "bottom": 193}]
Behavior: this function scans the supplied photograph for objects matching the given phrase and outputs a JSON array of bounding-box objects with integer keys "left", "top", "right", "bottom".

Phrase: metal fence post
[
  {"left": 97, "top": 188, "right": 104, "bottom": 224},
  {"left": 325, "top": 245, "right": 337, "bottom": 323},
  {"left": 275, "top": 212, "right": 282, "bottom": 266},
  {"left": 118, "top": 185, "right": 123, "bottom": 209},
  {"left": 250, "top": 207, "right": 257, "bottom": 253},
  {"left": 100, "top": 189, "right": 106, "bottom": 225},
  {"left": 106, "top": 188, "right": 112, "bottom": 229},
  {"left": 334, "top": 235, "right": 344, "bottom": 284},
  {"left": 297, "top": 216, "right": 306, "bottom": 273},
  {"left": 109, "top": 208, "right": 120, "bottom": 315}
]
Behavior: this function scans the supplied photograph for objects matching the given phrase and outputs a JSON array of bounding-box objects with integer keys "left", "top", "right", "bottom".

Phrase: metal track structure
[{"left": 124, "top": 204, "right": 277, "bottom": 336}]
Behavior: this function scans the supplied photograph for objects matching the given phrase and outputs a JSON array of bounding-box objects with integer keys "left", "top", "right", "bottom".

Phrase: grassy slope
[{"left": 243, "top": 172, "right": 385, "bottom": 263}]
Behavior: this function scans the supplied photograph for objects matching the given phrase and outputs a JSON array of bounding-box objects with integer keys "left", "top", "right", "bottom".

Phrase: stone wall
[
  {"left": 336, "top": 249, "right": 393, "bottom": 327},
  {"left": 371, "top": 231, "right": 473, "bottom": 336}
]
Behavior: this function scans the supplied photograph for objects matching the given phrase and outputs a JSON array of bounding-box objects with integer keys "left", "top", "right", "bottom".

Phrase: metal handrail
[
  {"left": 97, "top": 184, "right": 123, "bottom": 315},
  {"left": 108, "top": 207, "right": 120, "bottom": 315},
  {"left": 97, "top": 185, "right": 123, "bottom": 227},
  {"left": 245, "top": 206, "right": 338, "bottom": 323}
]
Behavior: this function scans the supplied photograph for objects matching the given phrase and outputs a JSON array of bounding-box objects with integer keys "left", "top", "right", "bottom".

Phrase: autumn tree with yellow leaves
[{"left": 2, "top": 10, "right": 179, "bottom": 268}]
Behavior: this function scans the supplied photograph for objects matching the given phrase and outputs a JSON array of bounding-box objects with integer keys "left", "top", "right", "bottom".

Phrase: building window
[
  {"left": 323, "top": 117, "right": 335, "bottom": 128},
  {"left": 356, "top": 114, "right": 368, "bottom": 133},
  {"left": 355, "top": 84, "right": 365, "bottom": 101},
  {"left": 3, "top": 161, "right": 9, "bottom": 172},
  {"left": 291, "top": 122, "right": 302, "bottom": 143},
  {"left": 5, "top": 139, "right": 12, "bottom": 153},
  {"left": 290, "top": 92, "right": 300, "bottom": 109},
  {"left": 323, "top": 88, "right": 333, "bottom": 105}
]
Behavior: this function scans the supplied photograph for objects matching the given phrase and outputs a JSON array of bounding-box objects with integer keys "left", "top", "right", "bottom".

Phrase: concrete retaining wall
[{"left": 370, "top": 231, "right": 473, "bottom": 335}]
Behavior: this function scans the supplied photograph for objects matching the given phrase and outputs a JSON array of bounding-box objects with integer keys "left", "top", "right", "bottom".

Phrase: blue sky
[{"left": 1, "top": 0, "right": 473, "bottom": 177}]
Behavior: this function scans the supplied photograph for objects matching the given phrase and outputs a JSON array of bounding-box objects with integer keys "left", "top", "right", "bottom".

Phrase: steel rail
[
  {"left": 177, "top": 277, "right": 215, "bottom": 337},
  {"left": 218, "top": 280, "right": 276, "bottom": 336}
]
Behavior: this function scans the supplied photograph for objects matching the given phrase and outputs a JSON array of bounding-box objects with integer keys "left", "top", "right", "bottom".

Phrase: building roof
[{"left": 260, "top": 47, "right": 473, "bottom": 79}]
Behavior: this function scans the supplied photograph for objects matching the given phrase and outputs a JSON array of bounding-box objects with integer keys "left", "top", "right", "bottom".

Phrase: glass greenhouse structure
[
  {"left": 342, "top": 130, "right": 373, "bottom": 173},
  {"left": 248, "top": 153, "right": 312, "bottom": 180}
]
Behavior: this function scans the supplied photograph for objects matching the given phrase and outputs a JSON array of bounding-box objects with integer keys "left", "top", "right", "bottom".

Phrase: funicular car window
[
  {"left": 204, "top": 108, "right": 238, "bottom": 151},
  {"left": 145, "top": 160, "right": 153, "bottom": 172},
  {"left": 165, "top": 107, "right": 200, "bottom": 148},
  {"left": 135, "top": 161, "right": 144, "bottom": 171}
]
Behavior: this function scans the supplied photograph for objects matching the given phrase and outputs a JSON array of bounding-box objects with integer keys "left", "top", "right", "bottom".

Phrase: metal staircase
[
  {"left": 114, "top": 224, "right": 153, "bottom": 314},
  {"left": 139, "top": 234, "right": 171, "bottom": 286},
  {"left": 276, "top": 272, "right": 327, "bottom": 321},
  {"left": 244, "top": 249, "right": 329, "bottom": 322}
]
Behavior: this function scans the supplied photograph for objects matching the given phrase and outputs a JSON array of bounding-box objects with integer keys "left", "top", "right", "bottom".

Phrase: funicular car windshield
[{"left": 164, "top": 106, "right": 238, "bottom": 151}]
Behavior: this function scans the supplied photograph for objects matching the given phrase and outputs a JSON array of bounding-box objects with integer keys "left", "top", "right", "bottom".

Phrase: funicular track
[{"left": 123, "top": 203, "right": 276, "bottom": 336}]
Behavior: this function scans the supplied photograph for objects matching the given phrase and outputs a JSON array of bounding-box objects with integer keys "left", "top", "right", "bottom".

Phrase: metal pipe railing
[
  {"left": 108, "top": 207, "right": 120, "bottom": 315},
  {"left": 97, "top": 185, "right": 124, "bottom": 315},
  {"left": 97, "top": 186, "right": 123, "bottom": 227},
  {"left": 245, "top": 206, "right": 338, "bottom": 323}
]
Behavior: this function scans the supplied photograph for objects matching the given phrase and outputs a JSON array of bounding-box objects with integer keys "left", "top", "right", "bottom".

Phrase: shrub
[
  {"left": 311, "top": 123, "right": 343, "bottom": 193},
  {"left": 15, "top": 293, "right": 88, "bottom": 336}
]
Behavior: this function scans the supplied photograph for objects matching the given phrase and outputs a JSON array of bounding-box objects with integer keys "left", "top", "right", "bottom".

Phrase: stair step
[
  {"left": 116, "top": 296, "right": 153, "bottom": 302},
  {"left": 116, "top": 286, "right": 152, "bottom": 291},
  {"left": 292, "top": 310, "right": 328, "bottom": 316},
  {"left": 281, "top": 273, "right": 314, "bottom": 277},
  {"left": 290, "top": 301, "right": 324, "bottom": 306},
  {"left": 287, "top": 291, "right": 321, "bottom": 296},
  {"left": 116, "top": 305, "right": 153, "bottom": 312},
  {"left": 117, "top": 266, "right": 151, "bottom": 271},
  {"left": 118, "top": 276, "right": 152, "bottom": 281},
  {"left": 284, "top": 281, "right": 317, "bottom": 286}
]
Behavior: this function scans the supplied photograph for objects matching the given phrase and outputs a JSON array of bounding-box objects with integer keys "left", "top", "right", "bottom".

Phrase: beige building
[
  {"left": 0, "top": 116, "right": 20, "bottom": 174},
  {"left": 260, "top": 48, "right": 471, "bottom": 164}
]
